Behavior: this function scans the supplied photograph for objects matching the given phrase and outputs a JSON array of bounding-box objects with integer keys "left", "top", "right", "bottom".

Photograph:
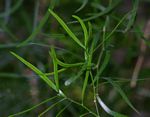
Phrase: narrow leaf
[
  {"left": 49, "top": 48, "right": 59, "bottom": 91},
  {"left": 84, "top": 0, "right": 121, "bottom": 21},
  {"left": 72, "top": 15, "right": 88, "bottom": 47},
  {"left": 38, "top": 98, "right": 66, "bottom": 117},
  {"left": 104, "top": 77, "right": 139, "bottom": 114},
  {"left": 8, "top": 96, "right": 58, "bottom": 117},
  {"left": 97, "top": 95, "right": 128, "bottom": 117},
  {"left": 94, "top": 11, "right": 130, "bottom": 52},
  {"left": 10, "top": 51, "right": 57, "bottom": 91},
  {"left": 45, "top": 68, "right": 66, "bottom": 76},
  {"left": 125, "top": 0, "right": 139, "bottom": 32},
  {"left": 49, "top": 9, "right": 85, "bottom": 49},
  {"left": 94, "top": 51, "right": 110, "bottom": 83},
  {"left": 79, "top": 113, "right": 91, "bottom": 117},
  {"left": 65, "top": 63, "right": 87, "bottom": 86},
  {"left": 50, "top": 0, "right": 59, "bottom": 9},
  {"left": 75, "top": 0, "right": 88, "bottom": 13},
  {"left": 82, "top": 54, "right": 92, "bottom": 103},
  {"left": 18, "top": 9, "right": 50, "bottom": 47},
  {"left": 57, "top": 58, "right": 84, "bottom": 68},
  {"left": 0, "top": 0, "right": 23, "bottom": 17},
  {"left": 56, "top": 103, "right": 71, "bottom": 117},
  {"left": 82, "top": 70, "right": 90, "bottom": 103}
]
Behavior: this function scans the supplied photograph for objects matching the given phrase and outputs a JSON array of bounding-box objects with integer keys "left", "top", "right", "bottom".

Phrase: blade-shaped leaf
[
  {"left": 82, "top": 54, "right": 92, "bottom": 103},
  {"left": 18, "top": 9, "right": 50, "bottom": 47},
  {"left": 94, "top": 51, "right": 110, "bottom": 83},
  {"left": 0, "top": 0, "right": 23, "bottom": 17},
  {"left": 10, "top": 51, "right": 57, "bottom": 91},
  {"left": 65, "top": 63, "right": 87, "bottom": 86},
  {"left": 69, "top": 0, "right": 121, "bottom": 23},
  {"left": 125, "top": 0, "right": 139, "bottom": 32},
  {"left": 103, "top": 77, "right": 139, "bottom": 114},
  {"left": 72, "top": 15, "right": 88, "bottom": 47},
  {"left": 82, "top": 70, "right": 90, "bottom": 103},
  {"left": 56, "top": 103, "right": 71, "bottom": 117},
  {"left": 97, "top": 95, "right": 128, "bottom": 117},
  {"left": 75, "top": 0, "right": 88, "bottom": 13},
  {"left": 8, "top": 96, "right": 58, "bottom": 117},
  {"left": 38, "top": 98, "right": 66, "bottom": 117},
  {"left": 84, "top": 0, "right": 121, "bottom": 21},
  {"left": 94, "top": 12, "right": 130, "bottom": 52},
  {"left": 50, "top": 0, "right": 60, "bottom": 9},
  {"left": 57, "top": 58, "right": 84, "bottom": 68},
  {"left": 49, "top": 47, "right": 59, "bottom": 91},
  {"left": 48, "top": 9, "right": 85, "bottom": 49},
  {"left": 45, "top": 68, "right": 66, "bottom": 76}
]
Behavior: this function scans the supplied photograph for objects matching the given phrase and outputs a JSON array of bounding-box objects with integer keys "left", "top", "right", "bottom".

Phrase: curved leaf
[{"left": 49, "top": 9, "right": 85, "bottom": 49}]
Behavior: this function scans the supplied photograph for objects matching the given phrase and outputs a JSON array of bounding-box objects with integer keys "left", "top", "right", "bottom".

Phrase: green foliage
[
  {"left": 10, "top": 52, "right": 57, "bottom": 92},
  {"left": 49, "top": 9, "right": 85, "bottom": 49},
  {"left": 104, "top": 77, "right": 139, "bottom": 114},
  {"left": 75, "top": 0, "right": 88, "bottom": 13},
  {"left": 1, "top": 0, "right": 147, "bottom": 116}
]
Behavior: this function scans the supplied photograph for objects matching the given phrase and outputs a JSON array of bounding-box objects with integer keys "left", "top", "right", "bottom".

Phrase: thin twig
[{"left": 130, "top": 20, "right": 150, "bottom": 87}]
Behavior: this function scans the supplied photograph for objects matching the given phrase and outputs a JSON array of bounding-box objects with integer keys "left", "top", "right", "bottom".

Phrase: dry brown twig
[{"left": 130, "top": 20, "right": 150, "bottom": 88}]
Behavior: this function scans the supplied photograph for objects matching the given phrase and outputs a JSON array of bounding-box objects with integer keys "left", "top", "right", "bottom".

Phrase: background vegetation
[{"left": 0, "top": 0, "right": 150, "bottom": 116}]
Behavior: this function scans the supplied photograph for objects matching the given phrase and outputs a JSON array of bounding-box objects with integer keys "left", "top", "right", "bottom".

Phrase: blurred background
[{"left": 0, "top": 0, "right": 150, "bottom": 116}]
